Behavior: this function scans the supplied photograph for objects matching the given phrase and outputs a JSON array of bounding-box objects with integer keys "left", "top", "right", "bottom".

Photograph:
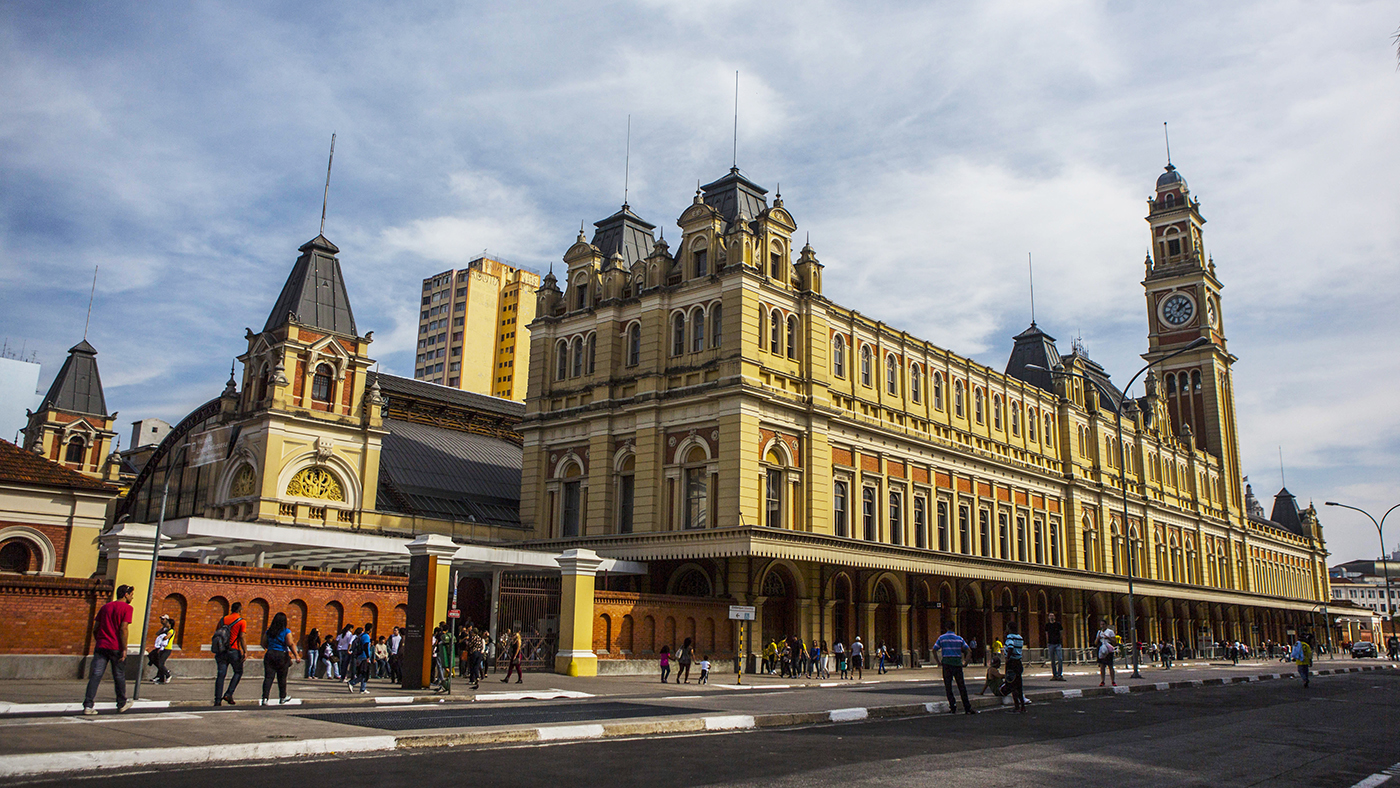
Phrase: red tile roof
[{"left": 0, "top": 439, "right": 117, "bottom": 493}]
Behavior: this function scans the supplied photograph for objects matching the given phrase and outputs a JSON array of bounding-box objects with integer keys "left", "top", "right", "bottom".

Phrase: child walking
[
  {"left": 659, "top": 645, "right": 671, "bottom": 683},
  {"left": 698, "top": 656, "right": 710, "bottom": 685}
]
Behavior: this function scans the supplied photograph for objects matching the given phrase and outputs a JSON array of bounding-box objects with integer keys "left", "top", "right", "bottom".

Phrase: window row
[
  {"left": 758, "top": 306, "right": 799, "bottom": 359},
  {"left": 666, "top": 302, "right": 724, "bottom": 359},
  {"left": 554, "top": 333, "right": 597, "bottom": 380}
]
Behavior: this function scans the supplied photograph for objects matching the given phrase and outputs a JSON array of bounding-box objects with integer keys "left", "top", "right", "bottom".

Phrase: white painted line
[
  {"left": 0, "top": 700, "right": 172, "bottom": 715},
  {"left": 711, "top": 684, "right": 754, "bottom": 691},
  {"left": 536, "top": 724, "right": 605, "bottom": 741},
  {"left": 0, "top": 736, "right": 397, "bottom": 779},
  {"left": 661, "top": 696, "right": 702, "bottom": 700},
  {"left": 1349, "top": 773, "right": 1391, "bottom": 788},
  {"left": 1155, "top": 682, "right": 1170, "bottom": 691},
  {"left": 1061, "top": 689, "right": 1083, "bottom": 699},
  {"left": 1113, "top": 686, "right": 1131, "bottom": 695},
  {"left": 819, "top": 682, "right": 841, "bottom": 687},
  {"left": 829, "top": 707, "right": 868, "bottom": 722},
  {"left": 373, "top": 696, "right": 414, "bottom": 705},
  {"left": 703, "top": 714, "right": 756, "bottom": 730},
  {"left": 474, "top": 690, "right": 594, "bottom": 702}
]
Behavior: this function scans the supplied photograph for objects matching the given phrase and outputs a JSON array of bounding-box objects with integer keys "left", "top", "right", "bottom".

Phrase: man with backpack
[
  {"left": 349, "top": 624, "right": 373, "bottom": 693},
  {"left": 1003, "top": 624, "right": 1026, "bottom": 713},
  {"left": 1291, "top": 637, "right": 1313, "bottom": 688},
  {"left": 212, "top": 602, "right": 246, "bottom": 706}
]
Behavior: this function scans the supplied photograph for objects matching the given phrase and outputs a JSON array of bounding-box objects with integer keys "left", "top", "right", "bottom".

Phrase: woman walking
[
  {"left": 676, "top": 637, "right": 694, "bottom": 683},
  {"left": 304, "top": 629, "right": 321, "bottom": 679},
  {"left": 260, "top": 612, "right": 300, "bottom": 705}
]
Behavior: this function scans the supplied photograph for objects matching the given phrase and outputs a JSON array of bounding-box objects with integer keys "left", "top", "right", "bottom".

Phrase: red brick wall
[
  {"left": 0, "top": 520, "right": 73, "bottom": 574},
  {"left": 148, "top": 562, "right": 409, "bottom": 657},
  {"left": 593, "top": 591, "right": 735, "bottom": 660},
  {"left": 0, "top": 575, "right": 110, "bottom": 654}
]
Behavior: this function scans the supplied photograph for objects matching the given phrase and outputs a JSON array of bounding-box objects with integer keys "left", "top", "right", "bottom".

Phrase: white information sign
[{"left": 728, "top": 605, "right": 756, "bottom": 621}]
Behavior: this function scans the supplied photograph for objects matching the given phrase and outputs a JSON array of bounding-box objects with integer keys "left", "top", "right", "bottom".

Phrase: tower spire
[
  {"left": 1027, "top": 252, "right": 1036, "bottom": 326},
  {"left": 83, "top": 265, "right": 98, "bottom": 340},
  {"left": 1163, "top": 121, "right": 1172, "bottom": 167},
  {"left": 623, "top": 114, "right": 631, "bottom": 208},
  {"left": 732, "top": 71, "right": 739, "bottom": 170},
  {"left": 320, "top": 133, "right": 336, "bottom": 236}
]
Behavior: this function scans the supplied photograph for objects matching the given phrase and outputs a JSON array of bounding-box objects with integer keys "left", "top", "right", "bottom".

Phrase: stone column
[
  {"left": 556, "top": 548, "right": 605, "bottom": 676},
  {"left": 859, "top": 602, "right": 877, "bottom": 668},
  {"left": 100, "top": 522, "right": 158, "bottom": 653},
  {"left": 402, "top": 534, "right": 457, "bottom": 689},
  {"left": 896, "top": 603, "right": 912, "bottom": 666}
]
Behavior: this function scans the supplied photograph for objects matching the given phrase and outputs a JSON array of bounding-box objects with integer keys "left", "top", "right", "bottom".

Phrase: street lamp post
[
  {"left": 1324, "top": 502, "right": 1400, "bottom": 640},
  {"left": 1032, "top": 336, "right": 1209, "bottom": 681},
  {"left": 133, "top": 443, "right": 188, "bottom": 700}
]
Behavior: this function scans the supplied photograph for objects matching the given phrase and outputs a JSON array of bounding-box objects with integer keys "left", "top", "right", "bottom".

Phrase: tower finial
[
  {"left": 1279, "top": 445, "right": 1286, "bottom": 489},
  {"left": 623, "top": 114, "right": 631, "bottom": 208},
  {"left": 320, "top": 133, "right": 336, "bottom": 236},
  {"left": 83, "top": 265, "right": 98, "bottom": 340},
  {"left": 1163, "top": 121, "right": 1171, "bottom": 167},
  {"left": 1027, "top": 252, "right": 1036, "bottom": 327},
  {"left": 732, "top": 70, "right": 739, "bottom": 170}
]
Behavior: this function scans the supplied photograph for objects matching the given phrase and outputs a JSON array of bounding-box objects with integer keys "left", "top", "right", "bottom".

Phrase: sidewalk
[{"left": 0, "top": 658, "right": 1391, "bottom": 780}]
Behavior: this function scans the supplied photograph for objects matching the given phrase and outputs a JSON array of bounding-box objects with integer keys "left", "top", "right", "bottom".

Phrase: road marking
[
  {"left": 0, "top": 736, "right": 397, "bottom": 779},
  {"left": 474, "top": 690, "right": 594, "bottom": 702},
  {"left": 1113, "top": 686, "right": 1130, "bottom": 694},
  {"left": 1155, "top": 683, "right": 1170, "bottom": 690},
  {"left": 0, "top": 712, "right": 205, "bottom": 728},
  {"left": 374, "top": 696, "right": 414, "bottom": 705},
  {"left": 661, "top": 696, "right": 702, "bottom": 700},
  {"left": 1349, "top": 774, "right": 1391, "bottom": 788},
  {"left": 0, "top": 700, "right": 172, "bottom": 715},
  {"left": 829, "top": 707, "right": 868, "bottom": 722},
  {"left": 703, "top": 715, "right": 755, "bottom": 730},
  {"left": 1061, "top": 689, "right": 1083, "bottom": 698},
  {"left": 536, "top": 724, "right": 605, "bottom": 741}
]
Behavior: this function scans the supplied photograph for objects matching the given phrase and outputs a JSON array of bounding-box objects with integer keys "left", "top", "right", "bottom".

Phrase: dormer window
[
  {"left": 1165, "top": 193, "right": 1176, "bottom": 208},
  {"left": 694, "top": 249, "right": 708, "bottom": 278},
  {"left": 574, "top": 280, "right": 589, "bottom": 310},
  {"left": 770, "top": 252, "right": 783, "bottom": 279},
  {"left": 1167, "top": 238, "right": 1182, "bottom": 256},
  {"left": 65, "top": 436, "right": 86, "bottom": 464},
  {"left": 311, "top": 363, "right": 333, "bottom": 402}
]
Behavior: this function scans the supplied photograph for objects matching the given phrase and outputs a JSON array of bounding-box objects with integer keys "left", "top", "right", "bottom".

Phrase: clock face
[{"left": 1161, "top": 294, "right": 1195, "bottom": 326}]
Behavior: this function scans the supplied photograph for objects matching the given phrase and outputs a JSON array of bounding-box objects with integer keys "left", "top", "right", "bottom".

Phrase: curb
[
  {"left": 0, "top": 665, "right": 1388, "bottom": 779},
  {"left": 0, "top": 689, "right": 593, "bottom": 717}
]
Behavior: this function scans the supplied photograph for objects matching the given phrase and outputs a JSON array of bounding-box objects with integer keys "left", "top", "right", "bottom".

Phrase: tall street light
[
  {"left": 1324, "top": 501, "right": 1400, "bottom": 640},
  {"left": 133, "top": 443, "right": 188, "bottom": 700},
  {"left": 1032, "top": 336, "right": 1210, "bottom": 680}
]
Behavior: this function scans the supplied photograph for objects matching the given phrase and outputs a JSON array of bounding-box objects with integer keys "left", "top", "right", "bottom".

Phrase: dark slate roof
[
  {"left": 263, "top": 235, "right": 358, "bottom": 336},
  {"left": 701, "top": 167, "right": 769, "bottom": 224},
  {"left": 367, "top": 371, "right": 524, "bottom": 420},
  {"left": 1004, "top": 324, "right": 1061, "bottom": 393},
  {"left": 375, "top": 418, "right": 521, "bottom": 526},
  {"left": 38, "top": 340, "right": 108, "bottom": 416},
  {"left": 1269, "top": 487, "right": 1306, "bottom": 536},
  {"left": 591, "top": 205, "right": 657, "bottom": 270},
  {"left": 1062, "top": 348, "right": 1124, "bottom": 415},
  {"left": 1156, "top": 163, "right": 1186, "bottom": 190},
  {"left": 0, "top": 439, "right": 115, "bottom": 492}
]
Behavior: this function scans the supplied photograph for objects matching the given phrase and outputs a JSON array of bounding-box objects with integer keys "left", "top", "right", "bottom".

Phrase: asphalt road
[{"left": 27, "top": 671, "right": 1400, "bottom": 787}]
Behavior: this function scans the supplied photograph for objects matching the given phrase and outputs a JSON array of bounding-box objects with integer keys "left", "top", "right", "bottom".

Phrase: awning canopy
[{"left": 147, "top": 517, "right": 645, "bottom": 575}]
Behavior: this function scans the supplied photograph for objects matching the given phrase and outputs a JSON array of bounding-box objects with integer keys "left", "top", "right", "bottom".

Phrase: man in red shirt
[
  {"left": 83, "top": 584, "right": 135, "bottom": 715},
  {"left": 214, "top": 602, "right": 247, "bottom": 706}
]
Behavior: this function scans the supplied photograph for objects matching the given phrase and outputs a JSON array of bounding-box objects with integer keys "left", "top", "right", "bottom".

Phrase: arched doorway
[
  {"left": 831, "top": 574, "right": 854, "bottom": 647},
  {"left": 873, "top": 579, "right": 897, "bottom": 656},
  {"left": 912, "top": 580, "right": 932, "bottom": 660},
  {"left": 761, "top": 566, "right": 795, "bottom": 644},
  {"left": 957, "top": 583, "right": 986, "bottom": 662},
  {"left": 456, "top": 576, "right": 490, "bottom": 630}
]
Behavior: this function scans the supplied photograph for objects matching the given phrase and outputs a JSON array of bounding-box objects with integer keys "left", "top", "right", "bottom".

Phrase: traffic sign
[
  {"left": 447, "top": 609, "right": 461, "bottom": 618},
  {"left": 728, "top": 605, "right": 756, "bottom": 621}
]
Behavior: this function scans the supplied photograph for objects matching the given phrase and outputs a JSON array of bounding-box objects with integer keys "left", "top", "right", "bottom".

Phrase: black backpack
[{"left": 210, "top": 616, "right": 241, "bottom": 655}]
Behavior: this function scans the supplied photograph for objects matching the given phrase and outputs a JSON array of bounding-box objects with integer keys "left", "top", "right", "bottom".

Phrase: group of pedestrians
[{"left": 657, "top": 638, "right": 710, "bottom": 684}]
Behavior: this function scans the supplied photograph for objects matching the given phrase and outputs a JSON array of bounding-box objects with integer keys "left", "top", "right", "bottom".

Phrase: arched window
[
  {"left": 1044, "top": 414, "right": 1054, "bottom": 447},
  {"left": 627, "top": 324, "right": 641, "bottom": 367},
  {"left": 886, "top": 354, "right": 898, "bottom": 395},
  {"left": 556, "top": 340, "right": 568, "bottom": 380},
  {"left": 683, "top": 445, "right": 709, "bottom": 530},
  {"left": 889, "top": 491, "right": 903, "bottom": 546},
  {"left": 1164, "top": 373, "right": 1177, "bottom": 396},
  {"left": 571, "top": 337, "right": 584, "bottom": 377},
  {"left": 0, "top": 540, "right": 32, "bottom": 573},
  {"left": 910, "top": 364, "right": 921, "bottom": 402},
  {"left": 770, "top": 310, "right": 782, "bottom": 354},
  {"left": 832, "top": 335, "right": 846, "bottom": 378},
  {"left": 992, "top": 394, "right": 1003, "bottom": 430},
  {"left": 574, "top": 278, "right": 589, "bottom": 310},
  {"left": 933, "top": 372, "right": 944, "bottom": 410},
  {"left": 711, "top": 304, "right": 723, "bottom": 348},
  {"left": 764, "top": 449, "right": 785, "bottom": 529},
  {"left": 758, "top": 305, "right": 767, "bottom": 348},
  {"left": 860, "top": 346, "right": 873, "bottom": 387},
  {"left": 64, "top": 437, "right": 86, "bottom": 464},
  {"left": 770, "top": 246, "right": 784, "bottom": 278},
  {"left": 1191, "top": 370, "right": 1202, "bottom": 392},
  {"left": 691, "top": 308, "right": 706, "bottom": 353},
  {"left": 862, "top": 487, "right": 877, "bottom": 540},
  {"left": 1028, "top": 407, "right": 1037, "bottom": 441},
  {"left": 693, "top": 246, "right": 708, "bottom": 278},
  {"left": 913, "top": 496, "right": 927, "bottom": 548},
  {"left": 311, "top": 363, "right": 333, "bottom": 402},
  {"left": 974, "top": 387, "right": 985, "bottom": 424},
  {"left": 1010, "top": 402, "right": 1020, "bottom": 435},
  {"left": 786, "top": 315, "right": 798, "bottom": 359},
  {"left": 954, "top": 380, "right": 965, "bottom": 417},
  {"left": 672, "top": 313, "right": 686, "bottom": 357},
  {"left": 586, "top": 332, "right": 596, "bottom": 374}
]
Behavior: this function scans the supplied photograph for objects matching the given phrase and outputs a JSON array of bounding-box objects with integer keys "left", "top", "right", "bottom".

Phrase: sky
[{"left": 1, "top": 1, "right": 1397, "bottom": 564}]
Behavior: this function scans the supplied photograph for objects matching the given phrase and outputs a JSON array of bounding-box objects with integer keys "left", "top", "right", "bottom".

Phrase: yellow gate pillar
[
  {"left": 100, "top": 522, "right": 158, "bottom": 650},
  {"left": 556, "top": 548, "right": 604, "bottom": 676},
  {"left": 403, "top": 534, "right": 457, "bottom": 689}
]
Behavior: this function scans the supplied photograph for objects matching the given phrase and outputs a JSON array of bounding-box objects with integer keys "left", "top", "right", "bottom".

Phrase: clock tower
[{"left": 1141, "top": 162, "right": 1243, "bottom": 514}]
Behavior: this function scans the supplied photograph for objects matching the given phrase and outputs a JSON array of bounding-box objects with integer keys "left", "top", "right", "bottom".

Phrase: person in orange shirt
[{"left": 213, "top": 602, "right": 247, "bottom": 706}]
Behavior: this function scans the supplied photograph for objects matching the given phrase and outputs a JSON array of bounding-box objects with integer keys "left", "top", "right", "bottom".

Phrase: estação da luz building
[{"left": 518, "top": 161, "right": 1330, "bottom": 662}]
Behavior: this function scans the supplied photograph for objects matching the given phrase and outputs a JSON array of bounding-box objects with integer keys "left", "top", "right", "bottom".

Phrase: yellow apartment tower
[{"left": 415, "top": 256, "right": 540, "bottom": 400}]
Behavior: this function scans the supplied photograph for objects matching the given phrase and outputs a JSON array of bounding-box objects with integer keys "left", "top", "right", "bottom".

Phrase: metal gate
[{"left": 496, "top": 573, "right": 560, "bottom": 669}]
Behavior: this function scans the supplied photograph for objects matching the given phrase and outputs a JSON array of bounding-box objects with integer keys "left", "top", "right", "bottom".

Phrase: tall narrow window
[
  {"left": 979, "top": 509, "right": 991, "bottom": 556},
  {"left": 889, "top": 491, "right": 902, "bottom": 546},
  {"left": 954, "top": 381, "right": 965, "bottom": 417},
  {"left": 571, "top": 337, "right": 584, "bottom": 377},
  {"left": 998, "top": 512, "right": 1010, "bottom": 559},
  {"left": 958, "top": 505, "right": 971, "bottom": 554},
  {"left": 1044, "top": 415, "right": 1054, "bottom": 447},
  {"left": 862, "top": 487, "right": 877, "bottom": 540},
  {"left": 686, "top": 466, "right": 709, "bottom": 529},
  {"left": 618, "top": 455, "right": 636, "bottom": 534},
  {"left": 1017, "top": 515, "right": 1028, "bottom": 562},
  {"left": 975, "top": 388, "right": 985, "bottom": 424},
  {"left": 1028, "top": 407, "right": 1037, "bottom": 441},
  {"left": 933, "top": 372, "right": 944, "bottom": 410},
  {"left": 770, "top": 310, "right": 782, "bottom": 354},
  {"left": 586, "top": 332, "right": 596, "bottom": 374},
  {"left": 691, "top": 308, "right": 706, "bottom": 352},
  {"left": 833, "top": 335, "right": 846, "bottom": 378},
  {"left": 575, "top": 281, "right": 588, "bottom": 310},
  {"left": 562, "top": 481, "right": 581, "bottom": 537},
  {"left": 886, "top": 354, "right": 898, "bottom": 395},
  {"left": 311, "top": 363, "right": 334, "bottom": 402},
  {"left": 770, "top": 251, "right": 783, "bottom": 279},
  {"left": 937, "top": 501, "right": 949, "bottom": 551},
  {"left": 627, "top": 324, "right": 641, "bottom": 367},
  {"left": 766, "top": 469, "right": 783, "bottom": 529},
  {"left": 1011, "top": 403, "right": 1020, "bottom": 436},
  {"left": 910, "top": 365, "right": 921, "bottom": 402},
  {"left": 833, "top": 481, "right": 849, "bottom": 538},
  {"left": 556, "top": 340, "right": 568, "bottom": 380},
  {"left": 711, "top": 304, "right": 723, "bottom": 348},
  {"left": 861, "top": 346, "right": 873, "bottom": 387},
  {"left": 993, "top": 395, "right": 1003, "bottom": 430},
  {"left": 64, "top": 437, "right": 85, "bottom": 464},
  {"left": 694, "top": 249, "right": 708, "bottom": 278},
  {"left": 786, "top": 315, "right": 798, "bottom": 359},
  {"left": 672, "top": 313, "right": 685, "bottom": 356},
  {"left": 1034, "top": 520, "right": 1045, "bottom": 564},
  {"left": 914, "top": 496, "right": 927, "bottom": 549}
]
